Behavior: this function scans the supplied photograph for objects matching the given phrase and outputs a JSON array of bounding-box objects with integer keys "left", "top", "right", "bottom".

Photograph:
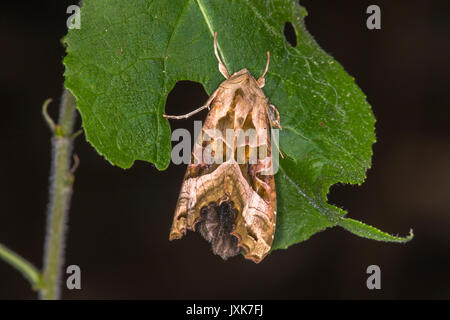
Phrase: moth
[{"left": 164, "top": 33, "right": 281, "bottom": 263}]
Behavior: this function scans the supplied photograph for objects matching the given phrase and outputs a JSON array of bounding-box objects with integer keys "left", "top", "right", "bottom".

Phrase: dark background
[{"left": 1, "top": 0, "right": 449, "bottom": 299}]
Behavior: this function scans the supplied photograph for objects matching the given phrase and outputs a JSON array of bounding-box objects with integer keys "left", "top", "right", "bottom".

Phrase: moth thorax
[{"left": 196, "top": 201, "right": 241, "bottom": 260}]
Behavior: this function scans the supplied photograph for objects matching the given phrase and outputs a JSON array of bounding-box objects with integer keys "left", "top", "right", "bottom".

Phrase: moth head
[
  {"left": 230, "top": 68, "right": 249, "bottom": 77},
  {"left": 227, "top": 69, "right": 260, "bottom": 86},
  {"left": 228, "top": 68, "right": 250, "bottom": 80}
]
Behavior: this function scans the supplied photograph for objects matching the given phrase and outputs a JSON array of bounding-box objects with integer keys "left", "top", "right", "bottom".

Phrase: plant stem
[
  {"left": 39, "top": 88, "right": 78, "bottom": 300},
  {"left": 0, "top": 243, "right": 41, "bottom": 289}
]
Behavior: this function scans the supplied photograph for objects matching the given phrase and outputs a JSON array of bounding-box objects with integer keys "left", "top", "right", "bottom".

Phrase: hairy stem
[{"left": 39, "top": 89, "right": 78, "bottom": 300}]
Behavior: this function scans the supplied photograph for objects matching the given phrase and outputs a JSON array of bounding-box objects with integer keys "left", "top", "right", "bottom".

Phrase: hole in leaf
[
  {"left": 283, "top": 22, "right": 297, "bottom": 47},
  {"left": 166, "top": 80, "right": 208, "bottom": 119},
  {"left": 165, "top": 80, "right": 209, "bottom": 155}
]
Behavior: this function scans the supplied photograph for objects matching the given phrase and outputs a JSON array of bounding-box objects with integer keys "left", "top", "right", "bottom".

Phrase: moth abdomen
[{"left": 196, "top": 201, "right": 241, "bottom": 260}]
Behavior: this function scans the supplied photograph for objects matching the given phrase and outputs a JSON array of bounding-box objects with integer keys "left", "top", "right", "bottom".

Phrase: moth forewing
[
  {"left": 166, "top": 33, "right": 281, "bottom": 263},
  {"left": 235, "top": 128, "right": 258, "bottom": 165},
  {"left": 202, "top": 128, "right": 224, "bottom": 165}
]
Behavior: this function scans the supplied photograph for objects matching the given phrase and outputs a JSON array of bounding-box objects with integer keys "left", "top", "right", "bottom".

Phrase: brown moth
[{"left": 164, "top": 32, "right": 281, "bottom": 263}]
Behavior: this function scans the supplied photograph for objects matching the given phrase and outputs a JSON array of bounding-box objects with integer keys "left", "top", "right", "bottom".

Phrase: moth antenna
[
  {"left": 257, "top": 51, "right": 270, "bottom": 88},
  {"left": 214, "top": 32, "right": 230, "bottom": 79}
]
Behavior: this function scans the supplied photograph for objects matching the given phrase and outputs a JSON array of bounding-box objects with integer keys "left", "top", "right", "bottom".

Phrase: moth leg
[
  {"left": 268, "top": 103, "right": 284, "bottom": 159},
  {"left": 214, "top": 32, "right": 230, "bottom": 79},
  {"left": 268, "top": 103, "right": 281, "bottom": 129},
  {"left": 163, "top": 88, "right": 219, "bottom": 120},
  {"left": 257, "top": 51, "right": 270, "bottom": 88}
]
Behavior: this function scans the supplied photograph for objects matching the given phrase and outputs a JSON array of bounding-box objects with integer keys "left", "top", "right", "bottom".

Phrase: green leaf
[
  {"left": 63, "top": 0, "right": 412, "bottom": 251},
  {"left": 337, "top": 218, "right": 414, "bottom": 243}
]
